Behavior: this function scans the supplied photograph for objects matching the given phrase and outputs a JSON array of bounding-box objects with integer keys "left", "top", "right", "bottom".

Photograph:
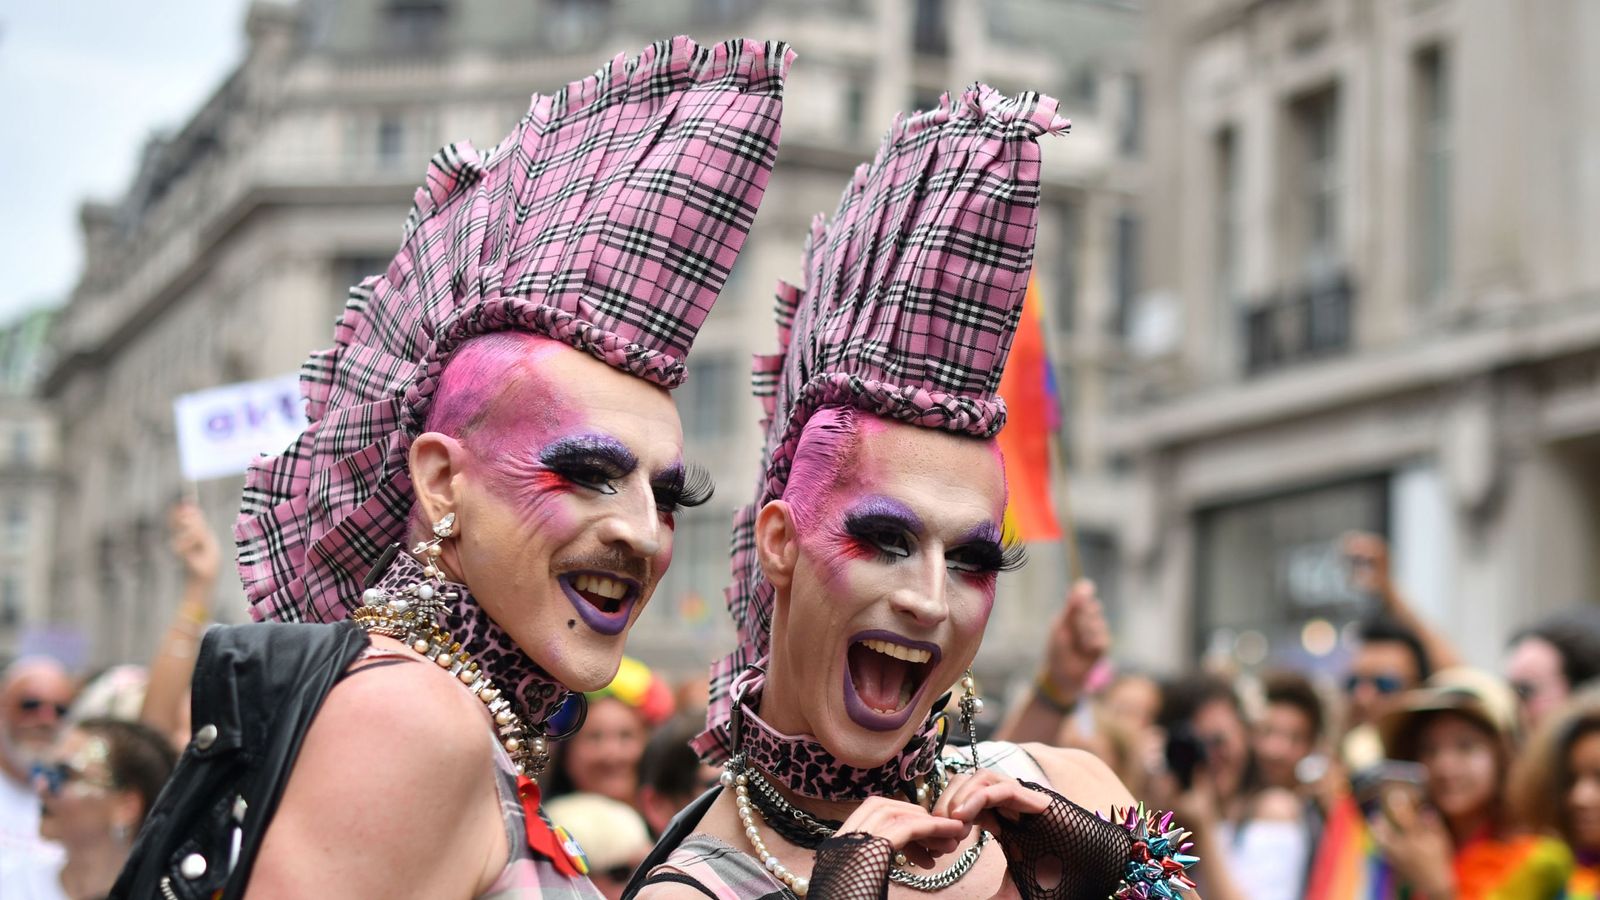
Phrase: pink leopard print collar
[
  {"left": 728, "top": 670, "right": 941, "bottom": 802},
  {"left": 369, "top": 549, "right": 571, "bottom": 728}
]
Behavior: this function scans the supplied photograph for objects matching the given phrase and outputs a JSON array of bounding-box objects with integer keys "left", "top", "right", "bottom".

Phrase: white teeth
[
  {"left": 860, "top": 638, "right": 932, "bottom": 664},
  {"left": 572, "top": 574, "right": 628, "bottom": 601}
]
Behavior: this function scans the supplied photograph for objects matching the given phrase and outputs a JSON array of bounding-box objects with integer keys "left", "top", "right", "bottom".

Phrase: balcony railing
[{"left": 1240, "top": 269, "right": 1355, "bottom": 376}]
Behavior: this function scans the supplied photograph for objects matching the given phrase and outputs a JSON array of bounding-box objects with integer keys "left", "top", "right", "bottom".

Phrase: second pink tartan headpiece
[{"left": 696, "top": 85, "right": 1069, "bottom": 763}]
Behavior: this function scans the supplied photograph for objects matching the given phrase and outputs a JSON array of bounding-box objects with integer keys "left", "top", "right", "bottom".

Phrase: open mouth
[
  {"left": 842, "top": 630, "right": 940, "bottom": 731},
  {"left": 557, "top": 572, "right": 642, "bottom": 636}
]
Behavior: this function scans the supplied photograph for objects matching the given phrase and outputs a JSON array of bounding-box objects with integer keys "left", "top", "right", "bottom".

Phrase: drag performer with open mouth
[
  {"left": 112, "top": 37, "right": 790, "bottom": 899},
  {"left": 628, "top": 87, "right": 1200, "bottom": 900}
]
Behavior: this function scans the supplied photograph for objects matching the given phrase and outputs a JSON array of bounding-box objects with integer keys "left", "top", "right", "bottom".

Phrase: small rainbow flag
[
  {"left": 996, "top": 275, "right": 1061, "bottom": 542},
  {"left": 1304, "top": 796, "right": 1399, "bottom": 900}
]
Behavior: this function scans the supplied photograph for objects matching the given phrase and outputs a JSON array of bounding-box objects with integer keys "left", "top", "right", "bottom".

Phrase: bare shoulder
[
  {"left": 246, "top": 656, "right": 505, "bottom": 897},
  {"left": 1018, "top": 743, "right": 1137, "bottom": 815}
]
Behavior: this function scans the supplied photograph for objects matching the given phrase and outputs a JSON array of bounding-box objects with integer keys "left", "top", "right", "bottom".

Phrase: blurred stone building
[
  {"left": 1114, "top": 0, "right": 1600, "bottom": 671},
  {"left": 41, "top": 0, "right": 1141, "bottom": 677},
  {"left": 0, "top": 310, "right": 60, "bottom": 664}
]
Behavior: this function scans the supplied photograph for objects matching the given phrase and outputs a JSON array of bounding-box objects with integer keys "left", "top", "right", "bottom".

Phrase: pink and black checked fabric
[
  {"left": 695, "top": 85, "right": 1069, "bottom": 764},
  {"left": 236, "top": 37, "right": 792, "bottom": 624}
]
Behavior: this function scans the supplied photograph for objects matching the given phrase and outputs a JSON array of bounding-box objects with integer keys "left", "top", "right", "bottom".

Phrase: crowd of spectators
[{"left": 6, "top": 506, "right": 1600, "bottom": 899}]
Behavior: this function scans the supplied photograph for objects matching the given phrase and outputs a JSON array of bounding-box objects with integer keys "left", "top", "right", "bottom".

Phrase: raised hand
[
  {"left": 169, "top": 501, "right": 220, "bottom": 586},
  {"left": 1040, "top": 579, "right": 1109, "bottom": 703}
]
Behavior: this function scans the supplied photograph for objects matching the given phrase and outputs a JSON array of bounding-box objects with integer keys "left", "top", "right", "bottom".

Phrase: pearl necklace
[
  {"left": 351, "top": 542, "right": 550, "bottom": 779},
  {"left": 724, "top": 767, "right": 811, "bottom": 896},
  {"left": 724, "top": 758, "right": 991, "bottom": 896}
]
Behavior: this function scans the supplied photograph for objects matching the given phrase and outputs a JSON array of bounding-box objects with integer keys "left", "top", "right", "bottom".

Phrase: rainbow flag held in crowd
[
  {"left": 996, "top": 275, "right": 1062, "bottom": 542},
  {"left": 1306, "top": 795, "right": 1574, "bottom": 900}
]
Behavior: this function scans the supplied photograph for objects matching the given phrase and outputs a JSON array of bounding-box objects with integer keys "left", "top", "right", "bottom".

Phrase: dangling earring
[
  {"left": 412, "top": 511, "right": 456, "bottom": 579},
  {"left": 110, "top": 821, "right": 129, "bottom": 844},
  {"left": 959, "top": 670, "right": 983, "bottom": 771}
]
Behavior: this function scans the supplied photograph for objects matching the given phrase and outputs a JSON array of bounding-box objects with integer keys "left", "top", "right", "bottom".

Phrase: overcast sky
[{"left": 0, "top": 0, "right": 253, "bottom": 324}]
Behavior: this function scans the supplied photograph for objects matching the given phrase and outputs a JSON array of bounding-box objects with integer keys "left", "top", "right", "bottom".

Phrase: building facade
[
  {"left": 1111, "top": 0, "right": 1600, "bottom": 673},
  {"left": 41, "top": 0, "right": 1140, "bottom": 680},
  {"left": 0, "top": 310, "right": 61, "bottom": 665}
]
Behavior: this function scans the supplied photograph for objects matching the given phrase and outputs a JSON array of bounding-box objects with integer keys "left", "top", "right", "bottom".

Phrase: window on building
[
  {"left": 1196, "top": 475, "right": 1390, "bottom": 667},
  {"left": 547, "top": 0, "right": 612, "bottom": 50},
  {"left": 1413, "top": 45, "right": 1452, "bottom": 305},
  {"left": 1111, "top": 211, "right": 1140, "bottom": 339},
  {"left": 6, "top": 500, "right": 24, "bottom": 541},
  {"left": 1214, "top": 127, "right": 1242, "bottom": 309},
  {"left": 384, "top": 0, "right": 448, "bottom": 53},
  {"left": 0, "top": 576, "right": 17, "bottom": 626},
  {"left": 1117, "top": 73, "right": 1143, "bottom": 158},
  {"left": 1052, "top": 203, "right": 1080, "bottom": 334},
  {"left": 683, "top": 354, "right": 734, "bottom": 446},
  {"left": 377, "top": 114, "right": 406, "bottom": 168},
  {"left": 912, "top": 0, "right": 949, "bottom": 56},
  {"left": 11, "top": 427, "right": 29, "bottom": 466},
  {"left": 844, "top": 79, "right": 867, "bottom": 143},
  {"left": 1287, "top": 85, "right": 1341, "bottom": 280}
]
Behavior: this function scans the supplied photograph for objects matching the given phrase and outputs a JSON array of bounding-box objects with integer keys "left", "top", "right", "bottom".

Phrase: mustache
[{"left": 553, "top": 551, "right": 649, "bottom": 583}]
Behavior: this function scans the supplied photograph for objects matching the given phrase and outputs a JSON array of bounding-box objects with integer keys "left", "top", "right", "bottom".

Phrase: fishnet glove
[
  {"left": 808, "top": 832, "right": 893, "bottom": 900},
  {"left": 992, "top": 782, "right": 1134, "bottom": 900}
]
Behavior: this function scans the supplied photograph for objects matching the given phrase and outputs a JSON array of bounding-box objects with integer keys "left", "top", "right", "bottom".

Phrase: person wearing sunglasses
[
  {"left": 1505, "top": 610, "right": 1600, "bottom": 738},
  {"left": 31, "top": 718, "right": 175, "bottom": 900},
  {"left": 1340, "top": 616, "right": 1434, "bottom": 773},
  {"left": 1, "top": 656, "right": 77, "bottom": 899}
]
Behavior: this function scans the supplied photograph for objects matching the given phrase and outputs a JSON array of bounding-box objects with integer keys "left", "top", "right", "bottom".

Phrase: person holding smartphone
[{"left": 1307, "top": 668, "right": 1569, "bottom": 898}]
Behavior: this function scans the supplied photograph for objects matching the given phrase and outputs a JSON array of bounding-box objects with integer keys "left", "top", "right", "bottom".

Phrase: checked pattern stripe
[
  {"left": 236, "top": 37, "right": 791, "bottom": 625},
  {"left": 695, "top": 86, "right": 1069, "bottom": 765}
]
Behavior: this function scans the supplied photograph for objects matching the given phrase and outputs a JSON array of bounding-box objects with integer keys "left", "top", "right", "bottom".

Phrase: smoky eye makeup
[
  {"left": 841, "top": 496, "right": 925, "bottom": 560},
  {"left": 946, "top": 522, "right": 1028, "bottom": 575},
  {"left": 652, "top": 462, "right": 715, "bottom": 513},
  {"left": 538, "top": 433, "right": 639, "bottom": 493}
]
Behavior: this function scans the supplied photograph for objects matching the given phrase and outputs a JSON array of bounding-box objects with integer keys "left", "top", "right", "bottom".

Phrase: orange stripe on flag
[{"left": 996, "top": 276, "right": 1061, "bottom": 542}]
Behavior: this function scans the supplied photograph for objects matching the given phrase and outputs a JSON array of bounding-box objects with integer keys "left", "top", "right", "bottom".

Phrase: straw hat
[{"left": 1377, "top": 666, "right": 1518, "bottom": 760}]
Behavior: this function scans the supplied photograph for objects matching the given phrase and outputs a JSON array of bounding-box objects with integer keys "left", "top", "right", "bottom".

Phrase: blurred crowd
[{"left": 3, "top": 506, "right": 1600, "bottom": 899}]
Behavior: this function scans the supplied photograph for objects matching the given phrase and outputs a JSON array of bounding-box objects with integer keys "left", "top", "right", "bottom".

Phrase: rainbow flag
[
  {"left": 996, "top": 275, "right": 1061, "bottom": 542},
  {"left": 1304, "top": 796, "right": 1400, "bottom": 900},
  {"left": 1307, "top": 796, "right": 1574, "bottom": 899}
]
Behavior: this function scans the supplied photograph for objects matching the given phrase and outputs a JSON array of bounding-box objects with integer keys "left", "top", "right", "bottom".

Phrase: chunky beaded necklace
[{"left": 350, "top": 536, "right": 551, "bottom": 779}]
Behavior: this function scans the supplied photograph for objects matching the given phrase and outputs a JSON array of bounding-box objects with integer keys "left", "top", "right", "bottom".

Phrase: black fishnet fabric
[
  {"left": 992, "top": 782, "right": 1134, "bottom": 900},
  {"left": 809, "top": 832, "right": 893, "bottom": 900}
]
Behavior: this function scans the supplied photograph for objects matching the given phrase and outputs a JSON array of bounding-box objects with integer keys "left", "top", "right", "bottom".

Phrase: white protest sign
[{"left": 173, "top": 374, "right": 306, "bottom": 482}]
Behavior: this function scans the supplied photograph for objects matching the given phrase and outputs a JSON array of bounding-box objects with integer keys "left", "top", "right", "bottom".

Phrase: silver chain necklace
[{"left": 731, "top": 759, "right": 992, "bottom": 893}]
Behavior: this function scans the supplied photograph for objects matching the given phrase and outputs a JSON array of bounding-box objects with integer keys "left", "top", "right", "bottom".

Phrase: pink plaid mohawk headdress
[
  {"left": 695, "top": 86, "right": 1069, "bottom": 762},
  {"left": 236, "top": 37, "right": 793, "bottom": 624}
]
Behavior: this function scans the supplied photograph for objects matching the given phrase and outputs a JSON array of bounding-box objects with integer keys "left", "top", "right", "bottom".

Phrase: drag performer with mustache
[
  {"left": 113, "top": 37, "right": 790, "bottom": 899},
  {"left": 629, "top": 87, "right": 1199, "bottom": 900}
]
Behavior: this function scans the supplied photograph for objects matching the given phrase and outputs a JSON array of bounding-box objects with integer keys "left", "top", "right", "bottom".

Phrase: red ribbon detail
[{"left": 517, "top": 776, "right": 582, "bottom": 879}]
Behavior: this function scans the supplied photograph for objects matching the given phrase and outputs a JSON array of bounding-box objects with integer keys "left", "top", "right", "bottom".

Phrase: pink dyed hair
[{"left": 781, "top": 406, "right": 1008, "bottom": 531}]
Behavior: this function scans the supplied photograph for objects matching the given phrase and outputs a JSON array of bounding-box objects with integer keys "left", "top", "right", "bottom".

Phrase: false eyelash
[
  {"left": 655, "top": 463, "right": 715, "bottom": 511},
  {"left": 676, "top": 463, "right": 715, "bottom": 508},
  {"left": 998, "top": 537, "right": 1029, "bottom": 572}
]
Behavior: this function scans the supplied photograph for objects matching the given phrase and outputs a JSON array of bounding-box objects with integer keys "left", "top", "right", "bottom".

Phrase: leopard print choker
[
  {"left": 368, "top": 549, "right": 571, "bottom": 728},
  {"left": 729, "top": 673, "right": 941, "bottom": 802}
]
